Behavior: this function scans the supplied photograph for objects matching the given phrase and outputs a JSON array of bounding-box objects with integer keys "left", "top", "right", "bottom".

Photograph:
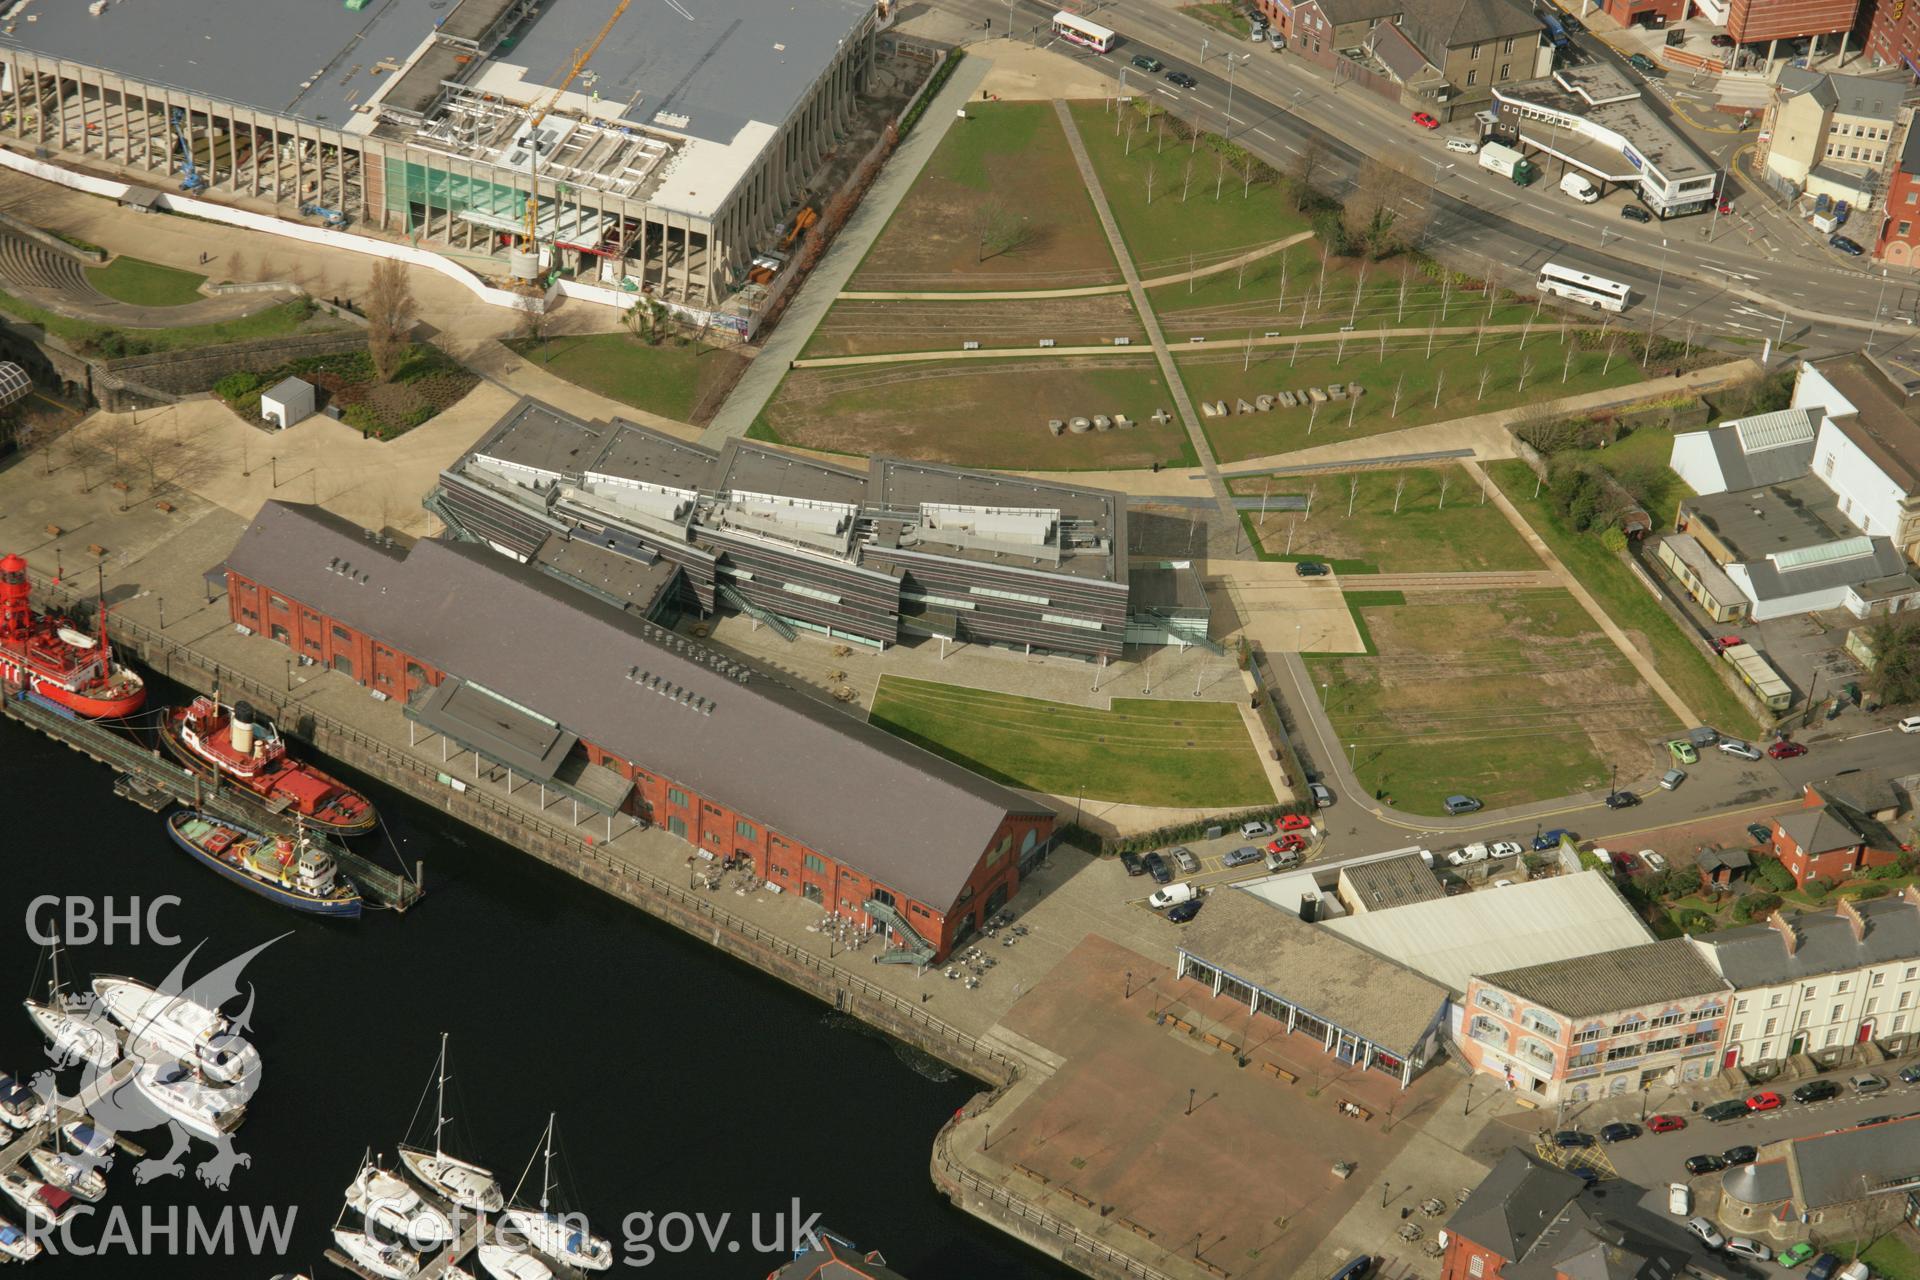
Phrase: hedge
[{"left": 896, "top": 49, "right": 965, "bottom": 140}]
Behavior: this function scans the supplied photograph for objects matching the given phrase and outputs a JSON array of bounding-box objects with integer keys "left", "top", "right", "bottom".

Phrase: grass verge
[
  {"left": 507, "top": 332, "right": 750, "bottom": 427},
  {"left": 85, "top": 256, "right": 208, "bottom": 306}
]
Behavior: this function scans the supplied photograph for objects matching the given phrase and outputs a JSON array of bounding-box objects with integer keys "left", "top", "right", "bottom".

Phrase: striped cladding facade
[{"left": 1729, "top": 0, "right": 1859, "bottom": 41}]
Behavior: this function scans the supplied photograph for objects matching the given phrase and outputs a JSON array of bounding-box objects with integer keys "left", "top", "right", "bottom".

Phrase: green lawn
[
  {"left": 799, "top": 293, "right": 1144, "bottom": 358},
  {"left": 1149, "top": 245, "right": 1539, "bottom": 338},
  {"left": 868, "top": 676, "right": 1272, "bottom": 807},
  {"left": 849, "top": 101, "right": 1118, "bottom": 290},
  {"left": 1489, "top": 459, "right": 1764, "bottom": 738},
  {"left": 1178, "top": 1, "right": 1253, "bottom": 37},
  {"left": 1182, "top": 330, "right": 1644, "bottom": 464},
  {"left": 85, "top": 256, "right": 207, "bottom": 306},
  {"left": 756, "top": 355, "right": 1197, "bottom": 471},
  {"left": 1068, "top": 100, "right": 1312, "bottom": 276},
  {"left": 0, "top": 289, "right": 332, "bottom": 354},
  {"left": 1233, "top": 466, "right": 1544, "bottom": 573},
  {"left": 1859, "top": 1232, "right": 1920, "bottom": 1280},
  {"left": 1306, "top": 589, "right": 1679, "bottom": 815},
  {"left": 507, "top": 332, "right": 750, "bottom": 427}
]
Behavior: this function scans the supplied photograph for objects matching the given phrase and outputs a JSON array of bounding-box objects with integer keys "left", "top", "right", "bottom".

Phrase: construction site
[{"left": 0, "top": 0, "right": 894, "bottom": 327}]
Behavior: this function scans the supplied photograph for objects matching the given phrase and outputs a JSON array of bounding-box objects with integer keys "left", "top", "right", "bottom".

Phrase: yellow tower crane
[{"left": 521, "top": 0, "right": 633, "bottom": 264}]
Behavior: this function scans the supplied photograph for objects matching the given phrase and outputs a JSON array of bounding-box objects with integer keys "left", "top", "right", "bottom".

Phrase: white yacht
[
  {"left": 30, "top": 1147, "right": 108, "bottom": 1203},
  {"left": 0, "top": 1216, "right": 41, "bottom": 1263},
  {"left": 132, "top": 1063, "right": 245, "bottom": 1142},
  {"left": 477, "top": 1243, "right": 553, "bottom": 1280},
  {"left": 0, "top": 1074, "right": 47, "bottom": 1127},
  {"left": 331, "top": 1226, "right": 420, "bottom": 1280},
  {"left": 63, "top": 1120, "right": 115, "bottom": 1168},
  {"left": 91, "top": 976, "right": 260, "bottom": 1084},
  {"left": 346, "top": 1155, "right": 453, "bottom": 1248},
  {"left": 25, "top": 944, "right": 120, "bottom": 1071},
  {"left": 0, "top": 1169, "right": 75, "bottom": 1228},
  {"left": 499, "top": 1115, "right": 612, "bottom": 1271},
  {"left": 396, "top": 1035, "right": 503, "bottom": 1214}
]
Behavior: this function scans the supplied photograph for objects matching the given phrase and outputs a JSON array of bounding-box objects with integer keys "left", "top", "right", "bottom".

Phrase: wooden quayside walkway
[
  {"left": 0, "top": 1058, "right": 141, "bottom": 1177},
  {"left": 0, "top": 682, "right": 424, "bottom": 912}
]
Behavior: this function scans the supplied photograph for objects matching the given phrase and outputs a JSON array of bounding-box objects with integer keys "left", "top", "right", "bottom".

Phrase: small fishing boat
[
  {"left": 131, "top": 1063, "right": 245, "bottom": 1142},
  {"left": 29, "top": 1147, "right": 107, "bottom": 1203},
  {"left": 0, "top": 1216, "right": 40, "bottom": 1263},
  {"left": 397, "top": 1036, "right": 504, "bottom": 1214},
  {"left": 24, "top": 941, "right": 120, "bottom": 1071},
  {"left": 0, "top": 1170, "right": 75, "bottom": 1229},
  {"left": 0, "top": 1075, "right": 46, "bottom": 1128},
  {"left": 92, "top": 976, "right": 260, "bottom": 1085},
  {"left": 164, "top": 811, "right": 363, "bottom": 918},
  {"left": 477, "top": 1243, "right": 553, "bottom": 1280},
  {"left": 345, "top": 1153, "right": 453, "bottom": 1248},
  {"left": 0, "top": 555, "right": 145, "bottom": 718},
  {"left": 499, "top": 1115, "right": 611, "bottom": 1271},
  {"left": 161, "top": 696, "right": 376, "bottom": 834},
  {"left": 331, "top": 1226, "right": 420, "bottom": 1280}
]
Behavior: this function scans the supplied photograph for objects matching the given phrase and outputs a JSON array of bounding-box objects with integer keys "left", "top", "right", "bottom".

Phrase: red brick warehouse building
[{"left": 219, "top": 501, "right": 1055, "bottom": 963}]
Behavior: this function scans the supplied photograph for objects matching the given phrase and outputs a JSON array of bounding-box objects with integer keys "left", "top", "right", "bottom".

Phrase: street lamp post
[
  {"left": 1382, "top": 1181, "right": 1391, "bottom": 1209},
  {"left": 157, "top": 596, "right": 165, "bottom": 632},
  {"left": 1867, "top": 269, "right": 1891, "bottom": 352},
  {"left": 1643, "top": 238, "right": 1669, "bottom": 370},
  {"left": 1225, "top": 54, "right": 1244, "bottom": 135},
  {"left": 1187, "top": 1087, "right": 1197, "bottom": 1115}
]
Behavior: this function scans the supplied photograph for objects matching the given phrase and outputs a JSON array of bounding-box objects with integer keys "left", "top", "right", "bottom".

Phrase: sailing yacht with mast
[
  {"left": 498, "top": 1114, "right": 612, "bottom": 1272},
  {"left": 397, "top": 1035, "right": 504, "bottom": 1214},
  {"left": 331, "top": 1225, "right": 421, "bottom": 1280},
  {"left": 345, "top": 1151, "right": 454, "bottom": 1248},
  {"left": 24, "top": 942, "right": 120, "bottom": 1071}
]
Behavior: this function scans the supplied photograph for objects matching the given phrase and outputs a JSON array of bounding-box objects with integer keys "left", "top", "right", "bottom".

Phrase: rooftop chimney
[
  {"left": 1837, "top": 896, "right": 1869, "bottom": 942},
  {"left": 1768, "top": 910, "right": 1800, "bottom": 955}
]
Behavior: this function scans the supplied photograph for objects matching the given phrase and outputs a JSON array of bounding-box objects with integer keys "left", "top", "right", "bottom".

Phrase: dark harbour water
[{"left": 0, "top": 670, "right": 1074, "bottom": 1280}]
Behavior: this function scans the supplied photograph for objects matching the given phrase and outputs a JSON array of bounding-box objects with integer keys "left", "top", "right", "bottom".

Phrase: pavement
[{"left": 837, "top": 229, "right": 1312, "bottom": 299}]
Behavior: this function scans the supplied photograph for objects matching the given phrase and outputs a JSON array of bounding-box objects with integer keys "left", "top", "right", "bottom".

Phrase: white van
[
  {"left": 1445, "top": 136, "right": 1481, "bottom": 154},
  {"left": 1149, "top": 882, "right": 1198, "bottom": 909},
  {"left": 1446, "top": 843, "right": 1490, "bottom": 866},
  {"left": 1900, "top": 715, "right": 1920, "bottom": 733},
  {"left": 1668, "top": 1183, "right": 1691, "bottom": 1216},
  {"left": 1559, "top": 171, "right": 1600, "bottom": 203}
]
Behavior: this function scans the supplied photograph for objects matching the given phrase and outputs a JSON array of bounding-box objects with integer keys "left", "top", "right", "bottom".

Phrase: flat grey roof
[
  {"left": 590, "top": 420, "right": 720, "bottom": 493},
  {"left": 1178, "top": 888, "right": 1449, "bottom": 1055},
  {"left": 412, "top": 677, "right": 579, "bottom": 782},
  {"left": 1816, "top": 354, "right": 1920, "bottom": 493},
  {"left": 715, "top": 438, "right": 869, "bottom": 507},
  {"left": 473, "top": 398, "right": 615, "bottom": 479},
  {"left": 869, "top": 457, "right": 1127, "bottom": 585},
  {"left": 0, "top": 0, "right": 453, "bottom": 127},
  {"left": 1660, "top": 535, "right": 1743, "bottom": 605},
  {"left": 1681, "top": 474, "right": 1857, "bottom": 563},
  {"left": 1781, "top": 1113, "right": 1920, "bottom": 1208},
  {"left": 1498, "top": 64, "right": 1713, "bottom": 183},
  {"left": 225, "top": 501, "right": 1049, "bottom": 910},
  {"left": 1338, "top": 854, "right": 1445, "bottom": 912},
  {"left": 533, "top": 536, "right": 680, "bottom": 615}
]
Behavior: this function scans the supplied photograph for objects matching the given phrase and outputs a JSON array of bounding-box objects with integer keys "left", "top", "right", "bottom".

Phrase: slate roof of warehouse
[
  {"left": 1177, "top": 889, "right": 1449, "bottom": 1054},
  {"left": 1321, "top": 871, "right": 1654, "bottom": 995},
  {"left": 1339, "top": 854, "right": 1445, "bottom": 911},
  {"left": 1682, "top": 408, "right": 1820, "bottom": 491},
  {"left": 1695, "top": 893, "right": 1920, "bottom": 987},
  {"left": 1479, "top": 938, "right": 1726, "bottom": 1018},
  {"left": 221, "top": 502, "right": 1050, "bottom": 909},
  {"left": 1771, "top": 1114, "right": 1920, "bottom": 1209}
]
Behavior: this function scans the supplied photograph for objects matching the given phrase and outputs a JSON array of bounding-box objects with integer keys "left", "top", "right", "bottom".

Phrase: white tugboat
[
  {"left": 345, "top": 1152, "right": 454, "bottom": 1248},
  {"left": 93, "top": 975, "right": 260, "bottom": 1084},
  {"left": 331, "top": 1225, "right": 421, "bottom": 1279},
  {"left": 499, "top": 1115, "right": 612, "bottom": 1271},
  {"left": 29, "top": 1146, "right": 108, "bottom": 1203},
  {"left": 397, "top": 1035, "right": 503, "bottom": 1214}
]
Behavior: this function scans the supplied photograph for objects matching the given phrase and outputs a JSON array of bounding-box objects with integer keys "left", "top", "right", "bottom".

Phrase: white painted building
[{"left": 1796, "top": 361, "right": 1920, "bottom": 552}]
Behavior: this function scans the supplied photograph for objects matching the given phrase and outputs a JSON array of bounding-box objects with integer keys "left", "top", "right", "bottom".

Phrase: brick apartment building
[
  {"left": 1862, "top": 0, "right": 1920, "bottom": 76},
  {"left": 219, "top": 501, "right": 1055, "bottom": 963},
  {"left": 1767, "top": 786, "right": 1901, "bottom": 886},
  {"left": 1876, "top": 131, "right": 1920, "bottom": 264}
]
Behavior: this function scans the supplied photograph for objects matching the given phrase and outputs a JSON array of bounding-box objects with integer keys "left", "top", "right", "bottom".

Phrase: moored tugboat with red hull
[
  {"left": 160, "top": 696, "right": 377, "bottom": 834},
  {"left": 0, "top": 553, "right": 146, "bottom": 718}
]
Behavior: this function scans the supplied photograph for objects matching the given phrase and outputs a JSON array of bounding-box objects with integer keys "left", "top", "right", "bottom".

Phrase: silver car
[
  {"left": 1171, "top": 846, "right": 1200, "bottom": 874},
  {"left": 1686, "top": 1217, "right": 1725, "bottom": 1250},
  {"left": 1725, "top": 1239, "right": 1772, "bottom": 1262}
]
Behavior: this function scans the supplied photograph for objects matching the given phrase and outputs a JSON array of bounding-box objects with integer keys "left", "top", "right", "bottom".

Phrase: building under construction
[{"left": 0, "top": 0, "right": 878, "bottom": 324}]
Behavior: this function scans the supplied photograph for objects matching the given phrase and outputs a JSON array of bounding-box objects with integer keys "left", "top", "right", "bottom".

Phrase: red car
[
  {"left": 1648, "top": 1114, "right": 1687, "bottom": 1133},
  {"left": 1267, "top": 834, "right": 1308, "bottom": 855},
  {"left": 1710, "top": 635, "right": 1745, "bottom": 654},
  {"left": 1768, "top": 741, "right": 1808, "bottom": 759},
  {"left": 1746, "top": 1091, "right": 1784, "bottom": 1112},
  {"left": 1717, "top": 197, "right": 1734, "bottom": 215},
  {"left": 1412, "top": 111, "right": 1440, "bottom": 129},
  {"left": 1613, "top": 851, "right": 1639, "bottom": 873},
  {"left": 1279, "top": 813, "right": 1314, "bottom": 831}
]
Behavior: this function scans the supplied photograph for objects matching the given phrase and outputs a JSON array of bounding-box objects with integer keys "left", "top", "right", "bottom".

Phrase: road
[{"left": 940, "top": 0, "right": 1920, "bottom": 353}]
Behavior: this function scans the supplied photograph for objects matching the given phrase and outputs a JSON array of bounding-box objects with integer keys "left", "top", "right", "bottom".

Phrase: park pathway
[
  {"left": 1359, "top": 570, "right": 1562, "bottom": 593},
  {"left": 835, "top": 229, "right": 1313, "bottom": 300},
  {"left": 1461, "top": 457, "right": 1700, "bottom": 728},
  {"left": 698, "top": 55, "right": 994, "bottom": 447}
]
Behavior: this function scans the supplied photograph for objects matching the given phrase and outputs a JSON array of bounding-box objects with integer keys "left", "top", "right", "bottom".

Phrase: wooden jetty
[
  {"left": 0, "top": 682, "right": 424, "bottom": 912},
  {"left": 0, "top": 1057, "right": 140, "bottom": 1176}
]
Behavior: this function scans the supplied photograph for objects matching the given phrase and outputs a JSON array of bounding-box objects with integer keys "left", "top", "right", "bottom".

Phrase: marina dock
[
  {"left": 0, "top": 1057, "right": 140, "bottom": 1177},
  {"left": 0, "top": 681, "right": 424, "bottom": 912}
]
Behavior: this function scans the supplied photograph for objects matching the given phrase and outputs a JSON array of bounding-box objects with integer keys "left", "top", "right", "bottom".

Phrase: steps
[
  {"left": 864, "top": 897, "right": 937, "bottom": 966},
  {"left": 716, "top": 582, "right": 798, "bottom": 642},
  {"left": 0, "top": 231, "right": 112, "bottom": 309}
]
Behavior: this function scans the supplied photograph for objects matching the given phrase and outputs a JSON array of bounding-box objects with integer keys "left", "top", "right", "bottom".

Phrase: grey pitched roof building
[
  {"left": 1478, "top": 939, "right": 1727, "bottom": 1019},
  {"left": 1337, "top": 853, "right": 1445, "bottom": 913},
  {"left": 222, "top": 501, "right": 1049, "bottom": 911},
  {"left": 1693, "top": 892, "right": 1920, "bottom": 988},
  {"left": 1723, "top": 1115, "right": 1920, "bottom": 1214},
  {"left": 1776, "top": 806, "right": 1868, "bottom": 855}
]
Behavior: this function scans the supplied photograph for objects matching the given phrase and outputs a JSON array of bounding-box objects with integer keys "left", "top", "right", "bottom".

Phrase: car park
[
  {"left": 1412, "top": 111, "right": 1440, "bottom": 128},
  {"left": 1490, "top": 841, "right": 1524, "bottom": 858},
  {"left": 1266, "top": 848, "right": 1301, "bottom": 871},
  {"left": 1792, "top": 1079, "right": 1840, "bottom": 1103},
  {"left": 1149, "top": 882, "right": 1197, "bottom": 909},
  {"left": 1648, "top": 1114, "right": 1686, "bottom": 1133},
  {"left": 1240, "top": 820, "right": 1274, "bottom": 838},
  {"left": 1445, "top": 795, "right": 1482, "bottom": 815},
  {"left": 1703, "top": 1099, "right": 1748, "bottom": 1122},
  {"left": 1606, "top": 790, "right": 1639, "bottom": 810},
  {"left": 1660, "top": 769, "right": 1687, "bottom": 790},
  {"left": 1613, "top": 851, "right": 1640, "bottom": 873},
  {"left": 1628, "top": 52, "right": 1658, "bottom": 73},
  {"left": 1600, "top": 1122, "right": 1639, "bottom": 1143},
  {"left": 1719, "top": 739, "right": 1762, "bottom": 760},
  {"left": 1807, "top": 1254, "right": 1841, "bottom": 1280},
  {"left": 1621, "top": 204, "right": 1652, "bottom": 223},
  {"left": 1780, "top": 1244, "right": 1817, "bottom": 1268},
  {"left": 1726, "top": 1239, "right": 1773, "bottom": 1262},
  {"left": 1295, "top": 561, "right": 1330, "bottom": 577},
  {"left": 1280, "top": 813, "right": 1315, "bottom": 831},
  {"left": 1831, "top": 234, "right": 1865, "bottom": 256},
  {"left": 1668, "top": 739, "right": 1698, "bottom": 764},
  {"left": 1684, "top": 1154, "right": 1727, "bottom": 1175},
  {"left": 1310, "top": 782, "right": 1335, "bottom": 808},
  {"left": 1687, "top": 1217, "right": 1726, "bottom": 1249},
  {"left": 1553, "top": 1130, "right": 1593, "bottom": 1148},
  {"left": 1667, "top": 1182, "right": 1691, "bottom": 1215},
  {"left": 1131, "top": 54, "right": 1165, "bottom": 72},
  {"left": 1768, "top": 740, "right": 1808, "bottom": 759},
  {"left": 1747, "top": 823, "right": 1773, "bottom": 844},
  {"left": 1533, "top": 828, "right": 1574, "bottom": 850},
  {"left": 1224, "top": 845, "right": 1264, "bottom": 868},
  {"left": 1121, "top": 850, "right": 1146, "bottom": 876},
  {"left": 1143, "top": 852, "right": 1172, "bottom": 883},
  {"left": 1167, "top": 899, "right": 1202, "bottom": 923},
  {"left": 1640, "top": 851, "right": 1668, "bottom": 873},
  {"left": 1746, "top": 1091, "right": 1783, "bottom": 1112},
  {"left": 1850, "top": 1072, "right": 1888, "bottom": 1094},
  {"left": 1172, "top": 846, "right": 1200, "bottom": 874},
  {"left": 1267, "top": 834, "right": 1308, "bottom": 855},
  {"left": 1722, "top": 1145, "right": 1757, "bottom": 1166}
]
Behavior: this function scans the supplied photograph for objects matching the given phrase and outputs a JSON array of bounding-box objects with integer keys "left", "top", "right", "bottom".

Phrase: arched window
[
  {"left": 1519, "top": 1037, "right": 1556, "bottom": 1068},
  {"left": 1521, "top": 1009, "right": 1561, "bottom": 1038},
  {"left": 1021, "top": 829, "right": 1039, "bottom": 856},
  {"left": 1474, "top": 989, "right": 1515, "bottom": 1019},
  {"left": 1468, "top": 1016, "right": 1506, "bottom": 1048}
]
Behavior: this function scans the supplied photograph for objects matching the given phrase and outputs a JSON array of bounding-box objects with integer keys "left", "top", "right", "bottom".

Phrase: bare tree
[
  {"left": 366, "top": 259, "right": 417, "bottom": 381},
  {"left": 1287, "top": 134, "right": 1327, "bottom": 209},
  {"left": 975, "top": 201, "right": 1032, "bottom": 263},
  {"left": 1342, "top": 160, "right": 1425, "bottom": 260}
]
